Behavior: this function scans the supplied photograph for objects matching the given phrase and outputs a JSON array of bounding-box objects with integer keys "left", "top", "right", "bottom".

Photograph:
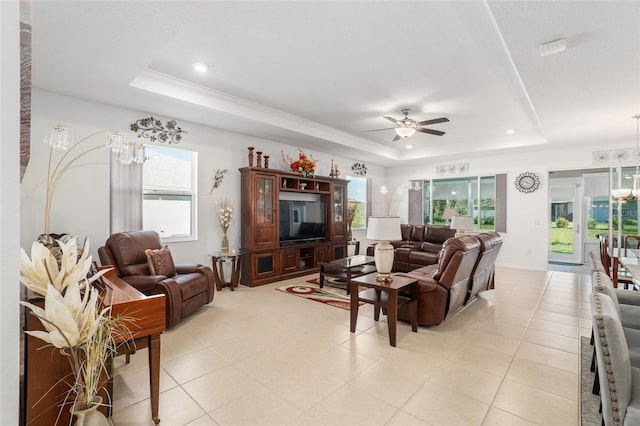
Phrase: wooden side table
[
  {"left": 349, "top": 272, "right": 418, "bottom": 347},
  {"left": 209, "top": 253, "right": 242, "bottom": 291}
]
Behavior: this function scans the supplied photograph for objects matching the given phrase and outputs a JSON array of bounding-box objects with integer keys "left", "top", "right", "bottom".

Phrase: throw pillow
[{"left": 144, "top": 245, "right": 176, "bottom": 277}]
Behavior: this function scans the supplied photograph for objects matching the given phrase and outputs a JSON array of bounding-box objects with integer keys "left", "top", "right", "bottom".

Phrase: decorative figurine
[
  {"left": 264, "top": 154, "right": 270, "bottom": 168},
  {"left": 247, "top": 146, "right": 254, "bottom": 167},
  {"left": 256, "top": 151, "right": 263, "bottom": 168}
]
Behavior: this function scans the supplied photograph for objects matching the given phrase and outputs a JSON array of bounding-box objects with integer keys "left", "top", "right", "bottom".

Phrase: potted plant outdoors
[{"left": 20, "top": 236, "right": 132, "bottom": 424}]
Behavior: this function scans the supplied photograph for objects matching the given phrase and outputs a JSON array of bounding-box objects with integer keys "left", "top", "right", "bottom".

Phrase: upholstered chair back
[
  {"left": 99, "top": 230, "right": 162, "bottom": 277},
  {"left": 590, "top": 292, "right": 639, "bottom": 425}
]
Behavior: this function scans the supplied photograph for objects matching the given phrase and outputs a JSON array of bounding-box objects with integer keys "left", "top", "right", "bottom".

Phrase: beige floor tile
[
  {"left": 210, "top": 386, "right": 303, "bottom": 425},
  {"left": 482, "top": 407, "right": 538, "bottom": 426},
  {"left": 160, "top": 328, "right": 209, "bottom": 361},
  {"left": 403, "top": 382, "right": 489, "bottom": 426},
  {"left": 492, "top": 380, "right": 578, "bottom": 425},
  {"left": 477, "top": 319, "right": 527, "bottom": 340},
  {"left": 186, "top": 414, "right": 219, "bottom": 425},
  {"left": 506, "top": 358, "right": 578, "bottom": 401},
  {"left": 288, "top": 413, "right": 324, "bottom": 425},
  {"left": 349, "top": 361, "right": 425, "bottom": 408},
  {"left": 528, "top": 317, "right": 578, "bottom": 338},
  {"left": 112, "top": 386, "right": 206, "bottom": 425},
  {"left": 427, "top": 360, "right": 503, "bottom": 404},
  {"left": 450, "top": 343, "right": 514, "bottom": 377},
  {"left": 340, "top": 331, "right": 396, "bottom": 361},
  {"left": 515, "top": 341, "right": 579, "bottom": 374},
  {"left": 306, "top": 384, "right": 398, "bottom": 425},
  {"left": 377, "top": 346, "right": 447, "bottom": 381},
  {"left": 465, "top": 329, "right": 521, "bottom": 356},
  {"left": 532, "top": 309, "right": 579, "bottom": 326},
  {"left": 523, "top": 328, "right": 578, "bottom": 354},
  {"left": 307, "top": 346, "right": 376, "bottom": 382},
  {"left": 181, "top": 365, "right": 261, "bottom": 412},
  {"left": 537, "top": 301, "right": 579, "bottom": 316},
  {"left": 265, "top": 363, "right": 345, "bottom": 411},
  {"left": 113, "top": 365, "right": 177, "bottom": 410},
  {"left": 162, "top": 347, "right": 230, "bottom": 384},
  {"left": 386, "top": 410, "right": 432, "bottom": 425}
]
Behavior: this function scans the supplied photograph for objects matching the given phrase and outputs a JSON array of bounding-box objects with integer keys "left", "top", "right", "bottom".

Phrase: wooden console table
[{"left": 23, "top": 271, "right": 166, "bottom": 425}]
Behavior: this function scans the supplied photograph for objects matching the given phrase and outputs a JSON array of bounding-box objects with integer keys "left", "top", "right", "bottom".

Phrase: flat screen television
[{"left": 279, "top": 200, "right": 327, "bottom": 243}]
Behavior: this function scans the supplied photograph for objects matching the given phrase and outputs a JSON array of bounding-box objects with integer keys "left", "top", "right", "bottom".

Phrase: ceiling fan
[{"left": 366, "top": 109, "right": 449, "bottom": 142}]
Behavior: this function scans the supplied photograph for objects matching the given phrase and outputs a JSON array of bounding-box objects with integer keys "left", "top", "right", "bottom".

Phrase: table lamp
[
  {"left": 450, "top": 215, "right": 474, "bottom": 237},
  {"left": 443, "top": 208, "right": 458, "bottom": 226},
  {"left": 367, "top": 216, "right": 402, "bottom": 282}
]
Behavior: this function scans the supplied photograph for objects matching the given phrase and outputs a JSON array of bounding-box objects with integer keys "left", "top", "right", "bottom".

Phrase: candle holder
[
  {"left": 264, "top": 154, "right": 270, "bottom": 168},
  {"left": 247, "top": 146, "right": 254, "bottom": 167},
  {"left": 256, "top": 151, "right": 263, "bottom": 168}
]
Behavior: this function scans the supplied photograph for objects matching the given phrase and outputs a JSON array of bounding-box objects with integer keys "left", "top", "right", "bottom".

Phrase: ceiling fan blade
[
  {"left": 384, "top": 116, "right": 399, "bottom": 124},
  {"left": 417, "top": 117, "right": 449, "bottom": 126},
  {"left": 392, "top": 134, "right": 401, "bottom": 142},
  {"left": 416, "top": 128, "right": 446, "bottom": 136},
  {"left": 362, "top": 127, "right": 396, "bottom": 132}
]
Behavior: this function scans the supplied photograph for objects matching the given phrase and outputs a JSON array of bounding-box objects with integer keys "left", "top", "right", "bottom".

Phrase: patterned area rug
[
  {"left": 581, "top": 336, "right": 600, "bottom": 426},
  {"left": 276, "top": 279, "right": 361, "bottom": 310}
]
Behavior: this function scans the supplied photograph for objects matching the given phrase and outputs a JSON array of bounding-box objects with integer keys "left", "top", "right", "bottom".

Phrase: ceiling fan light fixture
[{"left": 395, "top": 127, "right": 416, "bottom": 138}]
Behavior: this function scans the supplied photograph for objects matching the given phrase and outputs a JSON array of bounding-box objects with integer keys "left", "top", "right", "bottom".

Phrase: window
[
  {"left": 424, "top": 176, "right": 496, "bottom": 230},
  {"left": 143, "top": 145, "right": 197, "bottom": 241},
  {"left": 347, "top": 175, "right": 368, "bottom": 229}
]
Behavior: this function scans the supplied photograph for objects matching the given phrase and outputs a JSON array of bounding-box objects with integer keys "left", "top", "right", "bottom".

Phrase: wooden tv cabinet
[{"left": 239, "top": 167, "right": 349, "bottom": 286}]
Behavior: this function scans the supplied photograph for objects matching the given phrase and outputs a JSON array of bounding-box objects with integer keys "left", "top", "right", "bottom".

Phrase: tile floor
[{"left": 111, "top": 266, "right": 591, "bottom": 425}]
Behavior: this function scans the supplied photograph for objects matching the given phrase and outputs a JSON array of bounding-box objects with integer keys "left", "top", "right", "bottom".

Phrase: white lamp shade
[
  {"left": 450, "top": 215, "right": 473, "bottom": 232},
  {"left": 443, "top": 208, "right": 458, "bottom": 220},
  {"left": 367, "top": 216, "right": 402, "bottom": 242},
  {"left": 395, "top": 127, "right": 416, "bottom": 138}
]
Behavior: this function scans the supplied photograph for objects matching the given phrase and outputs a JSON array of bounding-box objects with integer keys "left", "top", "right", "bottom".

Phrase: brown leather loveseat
[
  {"left": 98, "top": 230, "right": 215, "bottom": 329},
  {"left": 366, "top": 224, "right": 456, "bottom": 272}
]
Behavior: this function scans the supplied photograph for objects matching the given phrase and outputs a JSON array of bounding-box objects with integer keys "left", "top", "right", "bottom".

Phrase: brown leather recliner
[
  {"left": 98, "top": 230, "right": 215, "bottom": 329},
  {"left": 397, "top": 235, "right": 481, "bottom": 326},
  {"left": 467, "top": 231, "right": 503, "bottom": 302}
]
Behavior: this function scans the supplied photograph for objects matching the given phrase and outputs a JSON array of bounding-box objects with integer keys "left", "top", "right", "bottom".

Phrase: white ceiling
[{"left": 31, "top": 1, "right": 640, "bottom": 167}]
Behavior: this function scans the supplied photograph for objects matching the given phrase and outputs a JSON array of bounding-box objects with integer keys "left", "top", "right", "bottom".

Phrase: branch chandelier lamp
[
  {"left": 609, "top": 115, "right": 640, "bottom": 251},
  {"left": 611, "top": 115, "right": 640, "bottom": 199}
]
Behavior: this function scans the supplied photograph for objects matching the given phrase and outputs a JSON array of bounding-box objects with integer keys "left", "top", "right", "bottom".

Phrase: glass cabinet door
[
  {"left": 257, "top": 177, "right": 274, "bottom": 224},
  {"left": 333, "top": 185, "right": 344, "bottom": 222}
]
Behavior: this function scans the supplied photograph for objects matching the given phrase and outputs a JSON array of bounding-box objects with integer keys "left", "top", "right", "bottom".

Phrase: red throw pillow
[{"left": 144, "top": 245, "right": 176, "bottom": 277}]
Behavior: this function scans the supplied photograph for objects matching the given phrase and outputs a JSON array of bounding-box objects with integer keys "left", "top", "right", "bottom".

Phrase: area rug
[
  {"left": 581, "top": 336, "right": 600, "bottom": 426},
  {"left": 276, "top": 280, "right": 361, "bottom": 310}
]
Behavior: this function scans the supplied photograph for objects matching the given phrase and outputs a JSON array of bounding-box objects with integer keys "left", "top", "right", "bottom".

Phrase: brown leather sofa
[
  {"left": 366, "top": 224, "right": 456, "bottom": 272},
  {"left": 98, "top": 230, "right": 215, "bottom": 329},
  {"left": 468, "top": 231, "right": 503, "bottom": 302},
  {"left": 397, "top": 235, "right": 481, "bottom": 326}
]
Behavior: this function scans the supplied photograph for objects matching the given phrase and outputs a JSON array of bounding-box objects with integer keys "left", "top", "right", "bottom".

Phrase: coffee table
[
  {"left": 319, "top": 255, "right": 376, "bottom": 294},
  {"left": 349, "top": 272, "right": 418, "bottom": 347}
]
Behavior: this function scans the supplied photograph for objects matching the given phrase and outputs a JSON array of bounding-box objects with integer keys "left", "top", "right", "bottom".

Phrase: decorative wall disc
[
  {"left": 351, "top": 162, "right": 367, "bottom": 176},
  {"left": 515, "top": 172, "right": 540, "bottom": 193}
]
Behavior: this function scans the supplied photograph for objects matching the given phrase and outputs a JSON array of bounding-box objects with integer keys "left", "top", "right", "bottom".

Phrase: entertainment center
[{"left": 239, "top": 167, "right": 349, "bottom": 286}]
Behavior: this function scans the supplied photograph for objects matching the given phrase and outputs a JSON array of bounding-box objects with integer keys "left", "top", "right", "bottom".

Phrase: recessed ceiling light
[
  {"left": 405, "top": 144, "right": 413, "bottom": 149},
  {"left": 505, "top": 129, "right": 517, "bottom": 135},
  {"left": 192, "top": 62, "right": 209, "bottom": 72}
]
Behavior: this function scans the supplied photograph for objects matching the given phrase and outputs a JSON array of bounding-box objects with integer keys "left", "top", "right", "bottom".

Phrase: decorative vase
[
  {"left": 247, "top": 146, "right": 254, "bottom": 167},
  {"left": 221, "top": 232, "right": 229, "bottom": 255},
  {"left": 71, "top": 396, "right": 109, "bottom": 426}
]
